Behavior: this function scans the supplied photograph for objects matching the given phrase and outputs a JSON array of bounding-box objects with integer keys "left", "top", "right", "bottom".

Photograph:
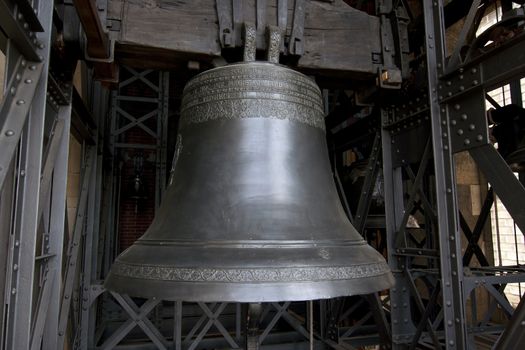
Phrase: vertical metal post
[
  {"left": 423, "top": 0, "right": 467, "bottom": 348},
  {"left": 174, "top": 301, "right": 182, "bottom": 350},
  {"left": 42, "top": 102, "right": 73, "bottom": 350},
  {"left": 381, "top": 109, "right": 415, "bottom": 346},
  {"left": 3, "top": 1, "right": 54, "bottom": 347}
]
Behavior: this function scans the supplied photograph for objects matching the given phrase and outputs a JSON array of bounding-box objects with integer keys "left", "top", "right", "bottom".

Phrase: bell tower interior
[{"left": 1, "top": 0, "right": 525, "bottom": 349}]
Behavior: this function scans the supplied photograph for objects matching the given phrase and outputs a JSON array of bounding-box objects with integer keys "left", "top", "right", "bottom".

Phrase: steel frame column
[
  {"left": 423, "top": 1, "right": 468, "bottom": 348},
  {"left": 1, "top": 1, "right": 55, "bottom": 348}
]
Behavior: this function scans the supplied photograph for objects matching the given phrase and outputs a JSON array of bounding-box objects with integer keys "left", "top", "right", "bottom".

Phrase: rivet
[
  {"left": 25, "top": 79, "right": 32, "bottom": 84},
  {"left": 473, "top": 80, "right": 479, "bottom": 85},
  {"left": 469, "top": 124, "right": 475, "bottom": 130},
  {"left": 11, "top": 288, "right": 16, "bottom": 295},
  {"left": 454, "top": 104, "right": 460, "bottom": 110},
  {"left": 38, "top": 43, "right": 45, "bottom": 49},
  {"left": 20, "top": 170, "right": 25, "bottom": 177},
  {"left": 476, "top": 134, "right": 483, "bottom": 141},
  {"left": 446, "top": 301, "right": 451, "bottom": 306},
  {"left": 23, "top": 23, "right": 28, "bottom": 29},
  {"left": 457, "top": 129, "right": 463, "bottom": 135},
  {"left": 17, "top": 13, "right": 23, "bottom": 20},
  {"left": 13, "top": 264, "right": 18, "bottom": 271},
  {"left": 447, "top": 188, "right": 452, "bottom": 193},
  {"left": 444, "top": 145, "right": 449, "bottom": 150},
  {"left": 450, "top": 235, "right": 455, "bottom": 241},
  {"left": 447, "top": 81, "right": 451, "bottom": 86},
  {"left": 443, "top": 132, "right": 448, "bottom": 138},
  {"left": 459, "top": 75, "right": 463, "bottom": 80},
  {"left": 5, "top": 130, "right": 14, "bottom": 136},
  {"left": 471, "top": 68, "right": 477, "bottom": 74},
  {"left": 449, "top": 340, "right": 455, "bottom": 346},
  {"left": 15, "top": 74, "right": 21, "bottom": 81},
  {"left": 10, "top": 87, "right": 16, "bottom": 95},
  {"left": 459, "top": 86, "right": 465, "bottom": 91},
  {"left": 21, "top": 60, "right": 26, "bottom": 67},
  {"left": 451, "top": 120, "right": 457, "bottom": 125},
  {"left": 461, "top": 114, "right": 467, "bottom": 120},
  {"left": 464, "top": 138, "right": 470, "bottom": 145},
  {"left": 29, "top": 65, "right": 36, "bottom": 70},
  {"left": 448, "top": 92, "right": 452, "bottom": 97},
  {"left": 16, "top": 100, "right": 25, "bottom": 105}
]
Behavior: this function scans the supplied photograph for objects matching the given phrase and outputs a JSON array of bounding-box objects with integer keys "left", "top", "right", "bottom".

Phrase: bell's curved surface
[{"left": 105, "top": 62, "right": 394, "bottom": 302}]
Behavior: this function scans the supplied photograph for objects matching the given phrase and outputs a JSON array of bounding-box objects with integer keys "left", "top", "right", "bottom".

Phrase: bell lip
[{"left": 104, "top": 271, "right": 394, "bottom": 302}]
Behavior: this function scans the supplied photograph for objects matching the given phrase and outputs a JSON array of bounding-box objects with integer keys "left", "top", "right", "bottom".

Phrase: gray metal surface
[{"left": 105, "top": 61, "right": 393, "bottom": 302}]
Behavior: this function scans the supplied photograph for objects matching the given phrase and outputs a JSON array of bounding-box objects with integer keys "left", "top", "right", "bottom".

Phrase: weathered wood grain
[{"left": 110, "top": 0, "right": 381, "bottom": 77}]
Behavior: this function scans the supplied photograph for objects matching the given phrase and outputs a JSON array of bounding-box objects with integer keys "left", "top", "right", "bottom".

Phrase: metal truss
[
  {"left": 380, "top": 0, "right": 525, "bottom": 349},
  {"left": 0, "top": 1, "right": 77, "bottom": 349}
]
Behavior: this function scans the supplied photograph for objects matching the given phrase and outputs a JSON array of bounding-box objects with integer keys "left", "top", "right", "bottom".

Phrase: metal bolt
[
  {"left": 25, "top": 79, "right": 32, "bottom": 84},
  {"left": 449, "top": 340, "right": 455, "bottom": 346},
  {"left": 23, "top": 22, "right": 28, "bottom": 29},
  {"left": 5, "top": 130, "right": 14, "bottom": 136},
  {"left": 451, "top": 120, "right": 456, "bottom": 125},
  {"left": 10, "top": 87, "right": 16, "bottom": 95},
  {"left": 459, "top": 75, "right": 464, "bottom": 80},
  {"left": 461, "top": 114, "right": 467, "bottom": 120},
  {"left": 457, "top": 129, "right": 464, "bottom": 135},
  {"left": 464, "top": 138, "right": 470, "bottom": 145},
  {"left": 447, "top": 188, "right": 452, "bottom": 193},
  {"left": 16, "top": 100, "right": 25, "bottom": 105},
  {"left": 38, "top": 43, "right": 45, "bottom": 49},
  {"left": 471, "top": 68, "right": 477, "bottom": 74},
  {"left": 476, "top": 134, "right": 483, "bottom": 142},
  {"left": 454, "top": 104, "right": 460, "bottom": 110},
  {"left": 17, "top": 13, "right": 23, "bottom": 20},
  {"left": 29, "top": 65, "right": 36, "bottom": 70},
  {"left": 15, "top": 74, "right": 21, "bottom": 81},
  {"left": 472, "top": 80, "right": 479, "bottom": 85},
  {"left": 11, "top": 288, "right": 16, "bottom": 295},
  {"left": 469, "top": 124, "right": 475, "bottom": 130},
  {"left": 21, "top": 60, "right": 26, "bottom": 67},
  {"left": 446, "top": 301, "right": 451, "bottom": 307},
  {"left": 15, "top": 240, "right": 19, "bottom": 247},
  {"left": 13, "top": 264, "right": 18, "bottom": 271},
  {"left": 20, "top": 170, "right": 25, "bottom": 177},
  {"left": 450, "top": 235, "right": 455, "bottom": 241},
  {"left": 459, "top": 86, "right": 464, "bottom": 91},
  {"left": 443, "top": 132, "right": 448, "bottom": 138},
  {"left": 446, "top": 81, "right": 451, "bottom": 86}
]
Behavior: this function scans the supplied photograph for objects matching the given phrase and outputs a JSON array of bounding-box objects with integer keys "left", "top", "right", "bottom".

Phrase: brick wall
[{"left": 115, "top": 70, "right": 161, "bottom": 252}]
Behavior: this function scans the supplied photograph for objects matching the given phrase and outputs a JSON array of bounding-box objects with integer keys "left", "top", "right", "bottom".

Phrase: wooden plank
[
  {"left": 111, "top": 0, "right": 381, "bottom": 77},
  {"left": 298, "top": 0, "right": 379, "bottom": 74},
  {"left": 120, "top": 0, "right": 221, "bottom": 57}
]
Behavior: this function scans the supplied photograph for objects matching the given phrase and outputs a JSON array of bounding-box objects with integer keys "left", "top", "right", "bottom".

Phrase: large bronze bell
[{"left": 105, "top": 46, "right": 393, "bottom": 301}]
